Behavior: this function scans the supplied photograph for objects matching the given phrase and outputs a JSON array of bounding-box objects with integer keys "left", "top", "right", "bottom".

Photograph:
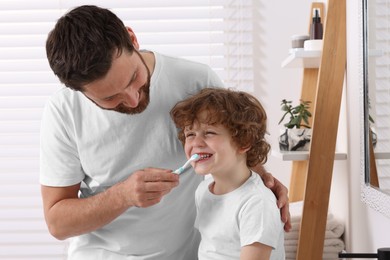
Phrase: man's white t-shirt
[
  {"left": 40, "top": 52, "right": 224, "bottom": 260},
  {"left": 195, "top": 172, "right": 285, "bottom": 260}
]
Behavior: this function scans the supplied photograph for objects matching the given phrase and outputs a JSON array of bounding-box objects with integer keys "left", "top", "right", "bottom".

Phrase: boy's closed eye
[
  {"left": 185, "top": 132, "right": 195, "bottom": 138},
  {"left": 205, "top": 131, "right": 217, "bottom": 136}
]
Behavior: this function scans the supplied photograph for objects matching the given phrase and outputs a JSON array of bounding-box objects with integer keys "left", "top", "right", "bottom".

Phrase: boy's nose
[{"left": 193, "top": 135, "right": 206, "bottom": 146}]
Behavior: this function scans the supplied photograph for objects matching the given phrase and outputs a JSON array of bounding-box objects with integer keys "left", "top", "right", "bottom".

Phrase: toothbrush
[{"left": 173, "top": 154, "right": 200, "bottom": 174}]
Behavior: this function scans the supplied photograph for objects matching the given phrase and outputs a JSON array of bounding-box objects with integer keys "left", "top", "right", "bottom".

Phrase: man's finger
[
  {"left": 261, "top": 171, "right": 275, "bottom": 188},
  {"left": 142, "top": 168, "right": 179, "bottom": 182},
  {"left": 282, "top": 209, "right": 292, "bottom": 232},
  {"left": 144, "top": 181, "right": 178, "bottom": 192}
]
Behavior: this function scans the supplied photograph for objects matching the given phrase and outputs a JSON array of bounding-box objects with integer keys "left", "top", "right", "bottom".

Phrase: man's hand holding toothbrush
[
  {"left": 121, "top": 154, "right": 200, "bottom": 208},
  {"left": 119, "top": 168, "right": 179, "bottom": 208},
  {"left": 119, "top": 155, "right": 199, "bottom": 208}
]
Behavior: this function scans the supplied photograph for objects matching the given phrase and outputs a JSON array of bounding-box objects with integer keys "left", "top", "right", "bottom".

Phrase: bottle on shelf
[{"left": 310, "top": 8, "right": 323, "bottom": 39}]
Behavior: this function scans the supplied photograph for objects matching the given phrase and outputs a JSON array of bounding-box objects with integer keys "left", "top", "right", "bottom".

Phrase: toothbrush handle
[
  {"left": 173, "top": 154, "right": 199, "bottom": 175},
  {"left": 173, "top": 167, "right": 184, "bottom": 175},
  {"left": 182, "top": 160, "right": 191, "bottom": 169}
]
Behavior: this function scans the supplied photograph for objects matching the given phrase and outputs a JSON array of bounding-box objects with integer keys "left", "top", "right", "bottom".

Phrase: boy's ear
[{"left": 238, "top": 146, "right": 251, "bottom": 154}]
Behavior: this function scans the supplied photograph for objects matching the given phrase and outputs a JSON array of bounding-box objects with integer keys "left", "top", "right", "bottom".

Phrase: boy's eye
[
  {"left": 205, "top": 131, "right": 216, "bottom": 135},
  {"left": 185, "top": 132, "right": 195, "bottom": 138}
]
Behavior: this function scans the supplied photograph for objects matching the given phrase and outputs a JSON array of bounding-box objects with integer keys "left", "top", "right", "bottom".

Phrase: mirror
[{"left": 361, "top": 0, "right": 390, "bottom": 217}]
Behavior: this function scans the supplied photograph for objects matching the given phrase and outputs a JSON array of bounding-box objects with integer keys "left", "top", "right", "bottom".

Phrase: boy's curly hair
[{"left": 170, "top": 87, "right": 270, "bottom": 167}]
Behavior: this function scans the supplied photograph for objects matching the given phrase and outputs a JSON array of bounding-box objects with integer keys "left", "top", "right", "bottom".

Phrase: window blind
[
  {"left": 0, "top": 0, "right": 254, "bottom": 258},
  {"left": 368, "top": 0, "right": 390, "bottom": 194}
]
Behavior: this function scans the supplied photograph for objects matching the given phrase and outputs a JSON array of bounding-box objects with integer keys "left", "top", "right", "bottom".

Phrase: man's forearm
[{"left": 43, "top": 181, "right": 130, "bottom": 240}]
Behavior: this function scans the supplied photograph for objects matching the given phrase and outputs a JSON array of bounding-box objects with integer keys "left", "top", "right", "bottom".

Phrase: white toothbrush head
[
  {"left": 173, "top": 154, "right": 200, "bottom": 174},
  {"left": 190, "top": 153, "right": 200, "bottom": 161}
]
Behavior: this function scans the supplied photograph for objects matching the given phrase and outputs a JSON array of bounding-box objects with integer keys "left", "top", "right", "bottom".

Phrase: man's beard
[
  {"left": 111, "top": 83, "right": 150, "bottom": 114},
  {"left": 89, "top": 81, "right": 150, "bottom": 115}
]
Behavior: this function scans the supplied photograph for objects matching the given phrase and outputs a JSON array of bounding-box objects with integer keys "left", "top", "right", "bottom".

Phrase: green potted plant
[{"left": 278, "top": 99, "right": 312, "bottom": 151}]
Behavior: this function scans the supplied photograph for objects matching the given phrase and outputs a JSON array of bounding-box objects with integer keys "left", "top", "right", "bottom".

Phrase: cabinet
[{"left": 280, "top": 1, "right": 346, "bottom": 259}]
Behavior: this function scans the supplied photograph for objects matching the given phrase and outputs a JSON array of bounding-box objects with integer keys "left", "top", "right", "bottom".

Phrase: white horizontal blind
[
  {"left": 0, "top": 0, "right": 254, "bottom": 258},
  {"left": 368, "top": 0, "right": 390, "bottom": 194}
]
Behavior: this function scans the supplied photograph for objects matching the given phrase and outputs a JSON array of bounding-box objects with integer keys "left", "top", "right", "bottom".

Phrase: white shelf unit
[
  {"left": 272, "top": 150, "right": 347, "bottom": 161},
  {"left": 281, "top": 49, "right": 322, "bottom": 68},
  {"left": 276, "top": 49, "right": 347, "bottom": 162},
  {"left": 280, "top": 2, "right": 347, "bottom": 259}
]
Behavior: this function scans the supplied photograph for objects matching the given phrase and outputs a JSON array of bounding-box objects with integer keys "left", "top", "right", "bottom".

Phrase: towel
[
  {"left": 286, "top": 251, "right": 342, "bottom": 260},
  {"left": 289, "top": 201, "right": 334, "bottom": 224},
  {"left": 286, "top": 253, "right": 342, "bottom": 260},
  {"left": 286, "top": 201, "right": 345, "bottom": 239},
  {"left": 285, "top": 238, "right": 345, "bottom": 260},
  {"left": 285, "top": 201, "right": 345, "bottom": 260},
  {"left": 285, "top": 218, "right": 345, "bottom": 240},
  {"left": 285, "top": 238, "right": 345, "bottom": 251}
]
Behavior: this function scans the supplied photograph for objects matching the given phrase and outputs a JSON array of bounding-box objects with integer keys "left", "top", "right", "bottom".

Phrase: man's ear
[{"left": 126, "top": 27, "right": 140, "bottom": 49}]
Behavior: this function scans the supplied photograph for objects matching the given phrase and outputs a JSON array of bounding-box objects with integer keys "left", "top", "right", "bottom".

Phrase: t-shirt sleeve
[
  {"left": 238, "top": 196, "right": 283, "bottom": 249},
  {"left": 206, "top": 65, "right": 224, "bottom": 88},
  {"left": 40, "top": 98, "right": 85, "bottom": 186}
]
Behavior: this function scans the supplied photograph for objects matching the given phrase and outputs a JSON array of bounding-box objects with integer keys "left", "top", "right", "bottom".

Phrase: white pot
[{"left": 279, "top": 128, "right": 312, "bottom": 151}]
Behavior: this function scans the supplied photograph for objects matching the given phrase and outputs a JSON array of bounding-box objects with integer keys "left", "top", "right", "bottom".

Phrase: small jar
[{"left": 304, "top": 39, "right": 323, "bottom": 51}]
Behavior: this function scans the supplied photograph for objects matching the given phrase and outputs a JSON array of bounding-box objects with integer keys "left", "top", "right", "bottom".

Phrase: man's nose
[{"left": 123, "top": 88, "right": 139, "bottom": 108}]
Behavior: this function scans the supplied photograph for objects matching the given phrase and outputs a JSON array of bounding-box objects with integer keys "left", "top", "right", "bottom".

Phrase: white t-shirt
[
  {"left": 195, "top": 172, "right": 285, "bottom": 260},
  {"left": 40, "top": 52, "right": 224, "bottom": 260}
]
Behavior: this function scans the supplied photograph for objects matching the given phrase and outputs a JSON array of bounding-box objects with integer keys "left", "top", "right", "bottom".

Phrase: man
[{"left": 41, "top": 5, "right": 290, "bottom": 259}]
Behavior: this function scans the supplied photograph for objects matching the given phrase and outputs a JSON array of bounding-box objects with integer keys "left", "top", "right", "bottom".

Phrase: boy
[{"left": 171, "top": 88, "right": 285, "bottom": 260}]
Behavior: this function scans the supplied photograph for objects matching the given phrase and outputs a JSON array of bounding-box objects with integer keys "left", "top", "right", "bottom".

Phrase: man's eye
[{"left": 104, "top": 96, "right": 116, "bottom": 102}]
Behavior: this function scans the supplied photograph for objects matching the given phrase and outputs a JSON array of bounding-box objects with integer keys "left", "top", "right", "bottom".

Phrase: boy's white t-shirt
[
  {"left": 195, "top": 172, "right": 285, "bottom": 260},
  {"left": 40, "top": 52, "right": 224, "bottom": 259}
]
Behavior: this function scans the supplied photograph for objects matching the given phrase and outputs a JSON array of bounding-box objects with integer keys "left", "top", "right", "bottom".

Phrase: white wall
[
  {"left": 252, "top": 0, "right": 314, "bottom": 187},
  {"left": 254, "top": 0, "right": 390, "bottom": 256}
]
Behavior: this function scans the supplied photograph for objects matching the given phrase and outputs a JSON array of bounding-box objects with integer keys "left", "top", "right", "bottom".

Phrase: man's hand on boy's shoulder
[{"left": 251, "top": 165, "right": 292, "bottom": 232}]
